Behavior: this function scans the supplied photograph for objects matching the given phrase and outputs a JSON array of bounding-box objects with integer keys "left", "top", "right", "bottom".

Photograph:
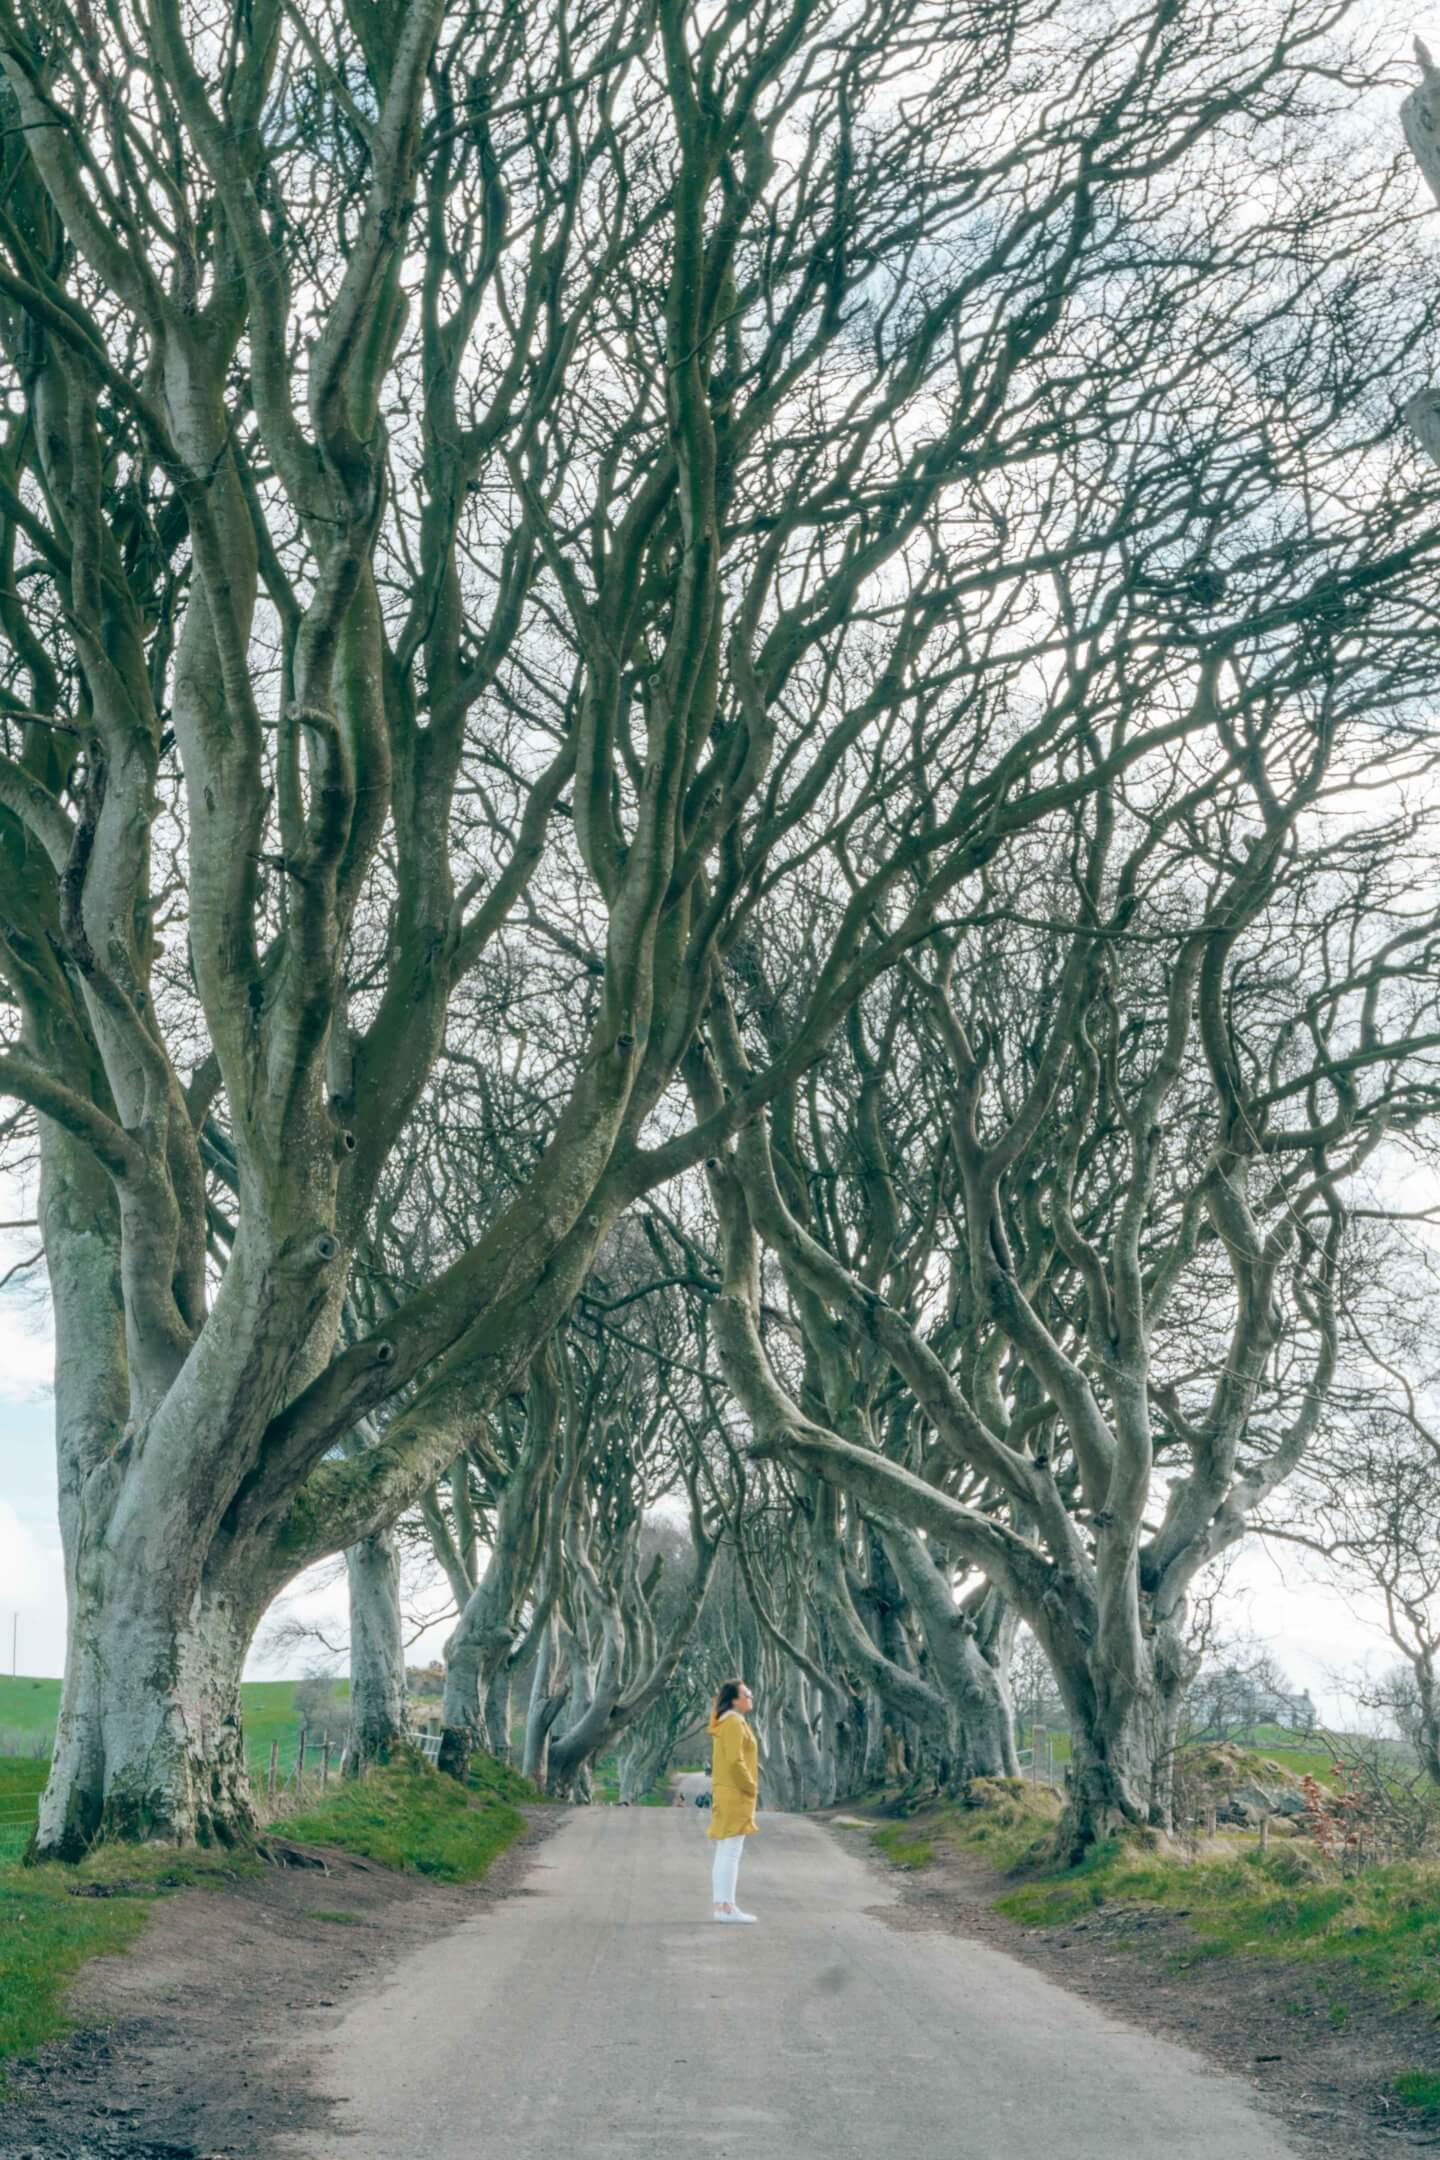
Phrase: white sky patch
[
  {"left": 243, "top": 1552, "right": 457, "bottom": 1682},
  {"left": 1224, "top": 1543, "right": 1397, "bottom": 1716},
  {"left": 0, "top": 1491, "right": 64, "bottom": 1681},
  {"left": 0, "top": 1304, "right": 56, "bottom": 1403},
  {"left": 0, "top": 1496, "right": 56, "bottom": 1605}
]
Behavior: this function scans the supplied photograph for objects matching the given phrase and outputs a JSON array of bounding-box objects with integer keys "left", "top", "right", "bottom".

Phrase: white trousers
[{"left": 711, "top": 1833, "right": 745, "bottom": 1907}]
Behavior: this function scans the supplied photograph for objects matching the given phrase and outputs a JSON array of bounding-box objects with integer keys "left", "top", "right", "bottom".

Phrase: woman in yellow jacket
[{"left": 707, "top": 1679, "right": 759, "bottom": 1922}]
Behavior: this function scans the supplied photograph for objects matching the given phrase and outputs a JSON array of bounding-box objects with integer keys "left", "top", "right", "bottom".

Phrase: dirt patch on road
[
  {"left": 840, "top": 1820, "right": 1440, "bottom": 2160},
  {"left": 0, "top": 1808, "right": 562, "bottom": 2160}
]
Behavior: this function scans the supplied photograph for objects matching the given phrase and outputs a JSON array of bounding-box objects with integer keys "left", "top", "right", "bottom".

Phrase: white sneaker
[{"left": 714, "top": 1907, "right": 757, "bottom": 1923}]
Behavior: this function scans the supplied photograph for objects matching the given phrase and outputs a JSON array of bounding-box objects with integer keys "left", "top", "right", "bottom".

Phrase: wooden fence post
[
  {"left": 267, "top": 1741, "right": 279, "bottom": 1804},
  {"left": 295, "top": 1724, "right": 307, "bottom": 1789},
  {"left": 321, "top": 1732, "right": 331, "bottom": 1792}
]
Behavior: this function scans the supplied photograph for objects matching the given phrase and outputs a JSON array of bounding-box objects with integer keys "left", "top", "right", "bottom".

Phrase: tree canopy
[{"left": 2, "top": 0, "right": 1440, "bottom": 1857}]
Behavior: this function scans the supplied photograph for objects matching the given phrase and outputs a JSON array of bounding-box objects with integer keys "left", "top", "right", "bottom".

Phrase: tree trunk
[
  {"left": 437, "top": 1628, "right": 484, "bottom": 1780},
  {"left": 862, "top": 1689, "right": 888, "bottom": 1790},
  {"left": 757, "top": 1702, "right": 795, "bottom": 1809},
  {"left": 879, "top": 1523, "right": 1018, "bottom": 1786},
  {"left": 823, "top": 1685, "right": 866, "bottom": 1802},
  {"left": 437, "top": 1388, "right": 558, "bottom": 1779},
  {"left": 483, "top": 1665, "right": 512, "bottom": 1763},
  {"left": 1415, "top": 1650, "right": 1440, "bottom": 1787},
  {"left": 522, "top": 1619, "right": 567, "bottom": 1786},
  {"left": 37, "top": 1547, "right": 256, "bottom": 1857},
  {"left": 616, "top": 1729, "right": 669, "bottom": 1801},
  {"left": 1050, "top": 1629, "right": 1190, "bottom": 1863},
  {"left": 346, "top": 1529, "right": 407, "bottom": 1770},
  {"left": 545, "top": 1620, "right": 605, "bottom": 1797},
  {"left": 781, "top": 1672, "right": 826, "bottom": 1809},
  {"left": 438, "top": 1571, "right": 518, "bottom": 1778},
  {"left": 1059, "top": 1708, "right": 1160, "bottom": 1863}
]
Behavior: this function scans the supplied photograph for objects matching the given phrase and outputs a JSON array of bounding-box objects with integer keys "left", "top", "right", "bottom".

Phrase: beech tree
[
  {"left": 5, "top": 0, "right": 1440, "bottom": 1856},
  {"left": 708, "top": 700, "right": 1440, "bottom": 1851},
  {"left": 1286, "top": 1234, "right": 1440, "bottom": 1784}
]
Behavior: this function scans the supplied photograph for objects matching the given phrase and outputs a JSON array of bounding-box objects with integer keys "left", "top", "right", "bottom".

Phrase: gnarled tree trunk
[
  {"left": 346, "top": 1528, "right": 407, "bottom": 1771},
  {"left": 40, "top": 1527, "right": 260, "bottom": 1855},
  {"left": 1047, "top": 1608, "right": 1195, "bottom": 1862},
  {"left": 879, "top": 1523, "right": 1018, "bottom": 1786},
  {"left": 523, "top": 1617, "right": 568, "bottom": 1787}
]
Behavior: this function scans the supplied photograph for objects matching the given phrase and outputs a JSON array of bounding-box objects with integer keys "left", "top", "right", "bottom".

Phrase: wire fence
[
  {"left": 1018, "top": 1724, "right": 1064, "bottom": 1786},
  {"left": 0, "top": 1790, "right": 46, "bottom": 1829},
  {"left": 0, "top": 1723, "right": 370, "bottom": 1847},
  {"left": 0, "top": 1766, "right": 47, "bottom": 1855},
  {"left": 258, "top": 1721, "right": 445, "bottom": 1815},
  {"left": 257, "top": 1724, "right": 348, "bottom": 1811}
]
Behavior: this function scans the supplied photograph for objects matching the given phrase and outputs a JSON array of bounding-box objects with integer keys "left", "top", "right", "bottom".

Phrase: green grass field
[
  {"left": 0, "top": 1674, "right": 349, "bottom": 1753},
  {"left": 0, "top": 1759, "right": 50, "bottom": 1863},
  {"left": 0, "top": 1674, "right": 61, "bottom": 1746},
  {"left": 0, "top": 1675, "right": 351, "bottom": 1846}
]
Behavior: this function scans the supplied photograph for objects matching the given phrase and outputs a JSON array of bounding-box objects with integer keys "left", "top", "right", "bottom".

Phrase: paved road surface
[{"left": 279, "top": 1809, "right": 1298, "bottom": 2160}]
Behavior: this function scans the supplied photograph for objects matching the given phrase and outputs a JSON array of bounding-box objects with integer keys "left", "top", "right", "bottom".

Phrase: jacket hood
[{"left": 707, "top": 1711, "right": 743, "bottom": 1736}]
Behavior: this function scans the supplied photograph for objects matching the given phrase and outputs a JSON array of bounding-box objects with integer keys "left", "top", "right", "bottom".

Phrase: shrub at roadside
[{"left": 282, "top": 1752, "right": 527, "bottom": 1881}]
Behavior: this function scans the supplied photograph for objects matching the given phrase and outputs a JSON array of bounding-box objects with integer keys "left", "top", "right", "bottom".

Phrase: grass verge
[
  {"left": 282, "top": 1752, "right": 528, "bottom": 1882},
  {"left": 997, "top": 1845, "right": 1440, "bottom": 2021},
  {"left": 0, "top": 1876, "right": 149, "bottom": 2070},
  {"left": 870, "top": 1822, "right": 937, "bottom": 1869},
  {"left": 1, "top": 1749, "right": 530, "bottom": 2079},
  {"left": 0, "top": 1842, "right": 257, "bottom": 2078},
  {"left": 865, "top": 1775, "right": 1440, "bottom": 2027},
  {"left": 865, "top": 1778, "right": 1063, "bottom": 1879},
  {"left": 1396, "top": 2071, "right": 1440, "bottom": 2119}
]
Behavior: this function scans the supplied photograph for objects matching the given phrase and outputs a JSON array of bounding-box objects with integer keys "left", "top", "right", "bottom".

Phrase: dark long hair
[{"left": 713, "top": 1679, "right": 746, "bottom": 1722}]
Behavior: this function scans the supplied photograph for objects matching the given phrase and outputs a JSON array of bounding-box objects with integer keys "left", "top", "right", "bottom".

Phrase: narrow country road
[{"left": 278, "top": 1810, "right": 1298, "bottom": 2160}]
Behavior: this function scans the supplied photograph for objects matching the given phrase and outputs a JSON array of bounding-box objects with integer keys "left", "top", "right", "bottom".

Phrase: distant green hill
[
  {"left": 0, "top": 1674, "right": 346, "bottom": 1767},
  {"left": 0, "top": 1674, "right": 353, "bottom": 1857},
  {"left": 0, "top": 1674, "right": 58, "bottom": 1742}
]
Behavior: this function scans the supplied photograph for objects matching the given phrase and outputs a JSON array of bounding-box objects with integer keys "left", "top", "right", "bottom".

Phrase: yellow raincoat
[{"left": 707, "top": 1710, "right": 759, "bottom": 1839}]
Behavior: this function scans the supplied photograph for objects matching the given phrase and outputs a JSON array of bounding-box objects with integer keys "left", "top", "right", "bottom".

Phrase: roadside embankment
[
  {"left": 0, "top": 1751, "right": 534, "bottom": 2082},
  {"left": 848, "top": 1774, "right": 1440, "bottom": 2155}
]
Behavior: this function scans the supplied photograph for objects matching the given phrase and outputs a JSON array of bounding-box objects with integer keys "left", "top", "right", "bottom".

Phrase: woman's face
[{"left": 736, "top": 1683, "right": 754, "bottom": 1712}]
